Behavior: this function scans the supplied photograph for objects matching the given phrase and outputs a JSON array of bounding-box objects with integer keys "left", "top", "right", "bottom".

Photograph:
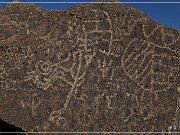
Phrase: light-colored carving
[
  {"left": 25, "top": 60, "right": 58, "bottom": 91},
  {"left": 20, "top": 93, "right": 41, "bottom": 116},
  {"left": 0, "top": 21, "right": 29, "bottom": 43},
  {"left": 82, "top": 10, "right": 113, "bottom": 54},
  {"left": 121, "top": 36, "right": 180, "bottom": 93},
  {"left": 49, "top": 49, "right": 96, "bottom": 127},
  {"left": 97, "top": 58, "right": 112, "bottom": 78}
]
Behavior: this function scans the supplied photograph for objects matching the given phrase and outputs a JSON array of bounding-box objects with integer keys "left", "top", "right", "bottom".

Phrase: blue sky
[{"left": 0, "top": 0, "right": 179, "bottom": 30}]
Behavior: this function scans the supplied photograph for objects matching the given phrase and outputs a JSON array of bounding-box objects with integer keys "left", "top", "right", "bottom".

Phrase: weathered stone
[{"left": 0, "top": 2, "right": 180, "bottom": 132}]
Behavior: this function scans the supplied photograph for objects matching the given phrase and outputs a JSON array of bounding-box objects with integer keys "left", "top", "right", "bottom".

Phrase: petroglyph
[
  {"left": 0, "top": 1, "right": 179, "bottom": 132},
  {"left": 20, "top": 93, "right": 41, "bottom": 116},
  {"left": 49, "top": 49, "right": 96, "bottom": 127},
  {"left": 97, "top": 58, "right": 113, "bottom": 78}
]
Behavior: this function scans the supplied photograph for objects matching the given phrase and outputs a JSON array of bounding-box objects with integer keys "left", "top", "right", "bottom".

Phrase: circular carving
[{"left": 36, "top": 60, "right": 53, "bottom": 76}]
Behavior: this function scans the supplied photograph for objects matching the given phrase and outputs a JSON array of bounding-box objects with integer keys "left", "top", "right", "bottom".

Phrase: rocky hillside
[{"left": 0, "top": 2, "right": 180, "bottom": 132}]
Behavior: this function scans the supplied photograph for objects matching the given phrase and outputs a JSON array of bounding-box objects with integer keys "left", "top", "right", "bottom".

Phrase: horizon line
[
  {"left": 0, "top": 2, "right": 180, "bottom": 4},
  {"left": 0, "top": 132, "right": 180, "bottom": 133}
]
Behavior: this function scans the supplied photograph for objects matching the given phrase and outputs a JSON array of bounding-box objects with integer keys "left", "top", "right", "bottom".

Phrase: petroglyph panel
[{"left": 0, "top": 1, "right": 180, "bottom": 132}]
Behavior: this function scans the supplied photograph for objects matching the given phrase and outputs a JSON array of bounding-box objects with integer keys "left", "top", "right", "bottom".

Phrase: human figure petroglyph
[
  {"left": 49, "top": 49, "right": 96, "bottom": 126},
  {"left": 46, "top": 9, "right": 114, "bottom": 127},
  {"left": 20, "top": 93, "right": 41, "bottom": 116},
  {"left": 97, "top": 58, "right": 112, "bottom": 79}
]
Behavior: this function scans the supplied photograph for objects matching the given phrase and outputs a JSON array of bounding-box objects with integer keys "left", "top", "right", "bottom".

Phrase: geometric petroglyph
[
  {"left": 82, "top": 9, "right": 113, "bottom": 54},
  {"left": 122, "top": 38, "right": 180, "bottom": 92},
  {"left": 121, "top": 38, "right": 154, "bottom": 91},
  {"left": 25, "top": 60, "right": 57, "bottom": 91}
]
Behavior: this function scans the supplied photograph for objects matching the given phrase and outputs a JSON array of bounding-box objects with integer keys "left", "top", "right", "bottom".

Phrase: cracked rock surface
[{"left": 0, "top": 2, "right": 180, "bottom": 132}]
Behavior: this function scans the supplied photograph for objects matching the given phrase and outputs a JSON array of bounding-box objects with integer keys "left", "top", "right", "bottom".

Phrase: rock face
[{"left": 0, "top": 2, "right": 180, "bottom": 132}]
